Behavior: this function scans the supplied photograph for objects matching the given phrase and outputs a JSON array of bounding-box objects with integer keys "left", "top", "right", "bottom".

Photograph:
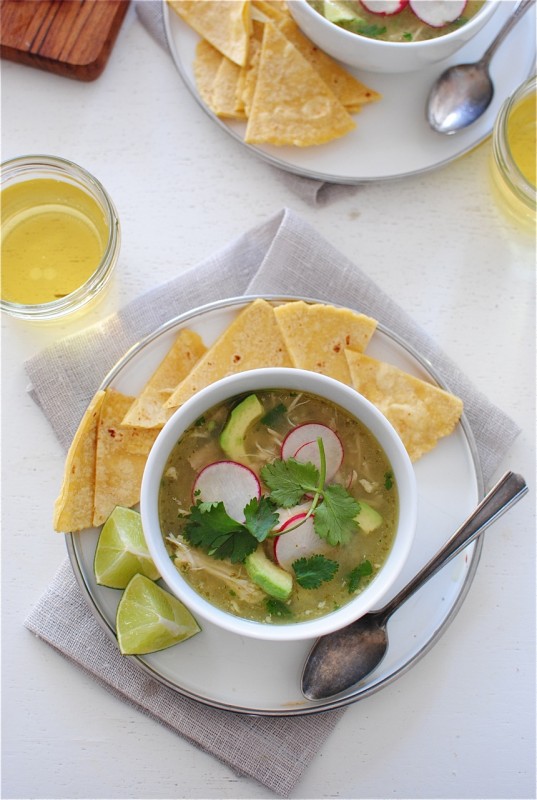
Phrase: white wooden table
[{"left": 2, "top": 4, "right": 535, "bottom": 798}]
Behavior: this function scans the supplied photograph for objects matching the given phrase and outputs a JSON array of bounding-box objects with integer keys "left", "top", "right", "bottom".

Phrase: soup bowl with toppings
[
  {"left": 141, "top": 368, "right": 417, "bottom": 641},
  {"left": 288, "top": 0, "right": 499, "bottom": 73}
]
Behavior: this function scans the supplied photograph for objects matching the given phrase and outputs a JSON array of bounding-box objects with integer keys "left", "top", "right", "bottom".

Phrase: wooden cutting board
[{"left": 0, "top": 0, "right": 130, "bottom": 81}]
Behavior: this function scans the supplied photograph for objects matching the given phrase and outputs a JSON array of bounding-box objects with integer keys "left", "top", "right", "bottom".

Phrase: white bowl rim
[
  {"left": 141, "top": 367, "right": 417, "bottom": 642},
  {"left": 290, "top": 0, "right": 499, "bottom": 50}
]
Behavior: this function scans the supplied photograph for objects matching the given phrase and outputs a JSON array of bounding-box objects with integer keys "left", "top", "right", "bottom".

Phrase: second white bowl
[{"left": 288, "top": 0, "right": 500, "bottom": 73}]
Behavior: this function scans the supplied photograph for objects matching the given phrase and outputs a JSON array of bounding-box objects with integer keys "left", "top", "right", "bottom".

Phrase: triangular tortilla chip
[
  {"left": 277, "top": 18, "right": 381, "bottom": 111},
  {"left": 211, "top": 55, "right": 248, "bottom": 118},
  {"left": 193, "top": 38, "right": 223, "bottom": 106},
  {"left": 274, "top": 301, "right": 377, "bottom": 385},
  {"left": 344, "top": 350, "right": 464, "bottom": 461},
  {"left": 244, "top": 22, "right": 355, "bottom": 146},
  {"left": 53, "top": 390, "right": 105, "bottom": 533},
  {"left": 93, "top": 390, "right": 159, "bottom": 527},
  {"left": 252, "top": 0, "right": 288, "bottom": 22},
  {"left": 165, "top": 299, "right": 293, "bottom": 409},
  {"left": 122, "top": 329, "right": 207, "bottom": 429},
  {"left": 169, "top": 0, "right": 251, "bottom": 66},
  {"left": 239, "top": 18, "right": 265, "bottom": 116}
]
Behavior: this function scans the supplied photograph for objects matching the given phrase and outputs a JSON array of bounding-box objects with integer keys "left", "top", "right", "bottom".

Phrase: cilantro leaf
[
  {"left": 293, "top": 555, "right": 339, "bottom": 589},
  {"left": 314, "top": 484, "right": 360, "bottom": 545},
  {"left": 346, "top": 560, "right": 373, "bottom": 593},
  {"left": 184, "top": 501, "right": 257, "bottom": 563},
  {"left": 384, "top": 471, "right": 394, "bottom": 490},
  {"left": 340, "top": 19, "right": 387, "bottom": 38},
  {"left": 243, "top": 496, "right": 279, "bottom": 542},
  {"left": 260, "top": 403, "right": 287, "bottom": 427},
  {"left": 261, "top": 457, "right": 319, "bottom": 507},
  {"left": 266, "top": 597, "right": 293, "bottom": 618}
]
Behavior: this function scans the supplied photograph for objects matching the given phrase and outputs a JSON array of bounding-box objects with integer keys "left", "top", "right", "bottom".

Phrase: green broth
[
  {"left": 159, "top": 389, "right": 398, "bottom": 625},
  {"left": 308, "top": 1, "right": 485, "bottom": 42}
]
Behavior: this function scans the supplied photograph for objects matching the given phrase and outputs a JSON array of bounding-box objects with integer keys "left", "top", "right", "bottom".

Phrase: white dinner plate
[
  {"left": 163, "top": 0, "right": 536, "bottom": 183},
  {"left": 66, "top": 296, "right": 484, "bottom": 715}
]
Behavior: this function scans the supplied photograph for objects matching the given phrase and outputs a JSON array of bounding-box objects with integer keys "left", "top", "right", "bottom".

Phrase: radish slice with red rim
[
  {"left": 192, "top": 460, "right": 261, "bottom": 523},
  {"left": 274, "top": 503, "right": 312, "bottom": 533},
  {"left": 361, "top": 0, "right": 409, "bottom": 15},
  {"left": 409, "top": 0, "right": 467, "bottom": 27},
  {"left": 273, "top": 512, "right": 331, "bottom": 571},
  {"left": 281, "top": 423, "right": 343, "bottom": 483}
]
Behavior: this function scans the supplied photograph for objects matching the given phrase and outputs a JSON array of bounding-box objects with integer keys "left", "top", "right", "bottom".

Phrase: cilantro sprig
[
  {"left": 184, "top": 496, "right": 278, "bottom": 564},
  {"left": 346, "top": 560, "right": 373, "bottom": 593},
  {"left": 261, "top": 438, "right": 359, "bottom": 545},
  {"left": 293, "top": 555, "right": 338, "bottom": 589},
  {"left": 266, "top": 597, "right": 292, "bottom": 617},
  {"left": 261, "top": 457, "right": 320, "bottom": 507},
  {"left": 340, "top": 19, "right": 387, "bottom": 38}
]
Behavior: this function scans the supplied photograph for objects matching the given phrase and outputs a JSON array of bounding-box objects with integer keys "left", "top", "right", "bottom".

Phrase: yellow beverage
[
  {"left": 490, "top": 77, "right": 537, "bottom": 231},
  {"left": 1, "top": 178, "right": 109, "bottom": 305},
  {"left": 507, "top": 92, "right": 536, "bottom": 188}
]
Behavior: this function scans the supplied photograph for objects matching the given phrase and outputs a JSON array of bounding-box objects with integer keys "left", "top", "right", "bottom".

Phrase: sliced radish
[
  {"left": 273, "top": 503, "right": 312, "bottom": 533},
  {"left": 409, "top": 0, "right": 466, "bottom": 27},
  {"left": 192, "top": 461, "right": 261, "bottom": 523},
  {"left": 361, "top": 0, "right": 408, "bottom": 15},
  {"left": 274, "top": 512, "right": 331, "bottom": 571},
  {"left": 281, "top": 423, "right": 343, "bottom": 483}
]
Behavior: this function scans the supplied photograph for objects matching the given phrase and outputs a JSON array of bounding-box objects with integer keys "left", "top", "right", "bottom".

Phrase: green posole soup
[
  {"left": 308, "top": 1, "right": 486, "bottom": 43},
  {"left": 159, "top": 389, "right": 398, "bottom": 625}
]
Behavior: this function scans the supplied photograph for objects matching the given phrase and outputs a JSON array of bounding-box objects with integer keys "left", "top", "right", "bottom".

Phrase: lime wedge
[
  {"left": 94, "top": 506, "right": 160, "bottom": 589},
  {"left": 116, "top": 574, "right": 200, "bottom": 655}
]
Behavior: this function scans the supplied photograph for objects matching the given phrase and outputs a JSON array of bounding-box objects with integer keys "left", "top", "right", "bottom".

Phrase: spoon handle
[
  {"left": 379, "top": 471, "right": 528, "bottom": 621},
  {"left": 480, "top": 0, "right": 535, "bottom": 65}
]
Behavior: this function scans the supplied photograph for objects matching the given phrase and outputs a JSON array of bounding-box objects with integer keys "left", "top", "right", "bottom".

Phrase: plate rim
[
  {"left": 162, "top": 0, "right": 536, "bottom": 185},
  {"left": 65, "top": 294, "right": 485, "bottom": 716}
]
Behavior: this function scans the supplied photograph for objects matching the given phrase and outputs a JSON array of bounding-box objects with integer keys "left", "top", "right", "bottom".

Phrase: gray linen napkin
[
  {"left": 134, "top": 0, "right": 360, "bottom": 206},
  {"left": 24, "top": 208, "right": 520, "bottom": 796}
]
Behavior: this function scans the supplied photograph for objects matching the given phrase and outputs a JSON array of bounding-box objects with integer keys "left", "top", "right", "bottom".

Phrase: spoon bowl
[
  {"left": 302, "top": 471, "right": 527, "bottom": 700},
  {"left": 427, "top": 0, "right": 534, "bottom": 134}
]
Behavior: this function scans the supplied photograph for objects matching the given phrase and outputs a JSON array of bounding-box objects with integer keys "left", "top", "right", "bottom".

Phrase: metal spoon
[
  {"left": 302, "top": 471, "right": 528, "bottom": 700},
  {"left": 427, "top": 0, "right": 534, "bottom": 134}
]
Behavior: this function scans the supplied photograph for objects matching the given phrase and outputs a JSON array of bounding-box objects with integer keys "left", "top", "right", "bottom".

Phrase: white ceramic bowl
[
  {"left": 141, "top": 368, "right": 417, "bottom": 641},
  {"left": 288, "top": 0, "right": 500, "bottom": 74}
]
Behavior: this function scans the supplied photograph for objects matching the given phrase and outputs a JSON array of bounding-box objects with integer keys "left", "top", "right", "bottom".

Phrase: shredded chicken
[{"left": 168, "top": 535, "right": 265, "bottom": 604}]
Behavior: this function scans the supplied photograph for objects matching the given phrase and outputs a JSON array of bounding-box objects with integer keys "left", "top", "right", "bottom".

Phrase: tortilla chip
[
  {"left": 211, "top": 55, "right": 248, "bottom": 118},
  {"left": 93, "top": 390, "right": 160, "bottom": 527},
  {"left": 252, "top": 0, "right": 288, "bottom": 21},
  {"left": 345, "top": 350, "right": 464, "bottom": 461},
  {"left": 169, "top": 0, "right": 252, "bottom": 66},
  {"left": 122, "top": 329, "right": 207, "bottom": 429},
  {"left": 165, "top": 299, "right": 293, "bottom": 409},
  {"left": 244, "top": 22, "right": 355, "bottom": 147},
  {"left": 193, "top": 39, "right": 223, "bottom": 106},
  {"left": 274, "top": 301, "right": 377, "bottom": 385},
  {"left": 277, "top": 18, "right": 381, "bottom": 111},
  {"left": 53, "top": 390, "right": 105, "bottom": 533},
  {"left": 239, "top": 19, "right": 265, "bottom": 116}
]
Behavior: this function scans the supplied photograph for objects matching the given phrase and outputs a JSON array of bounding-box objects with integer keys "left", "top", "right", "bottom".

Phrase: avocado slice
[
  {"left": 220, "top": 394, "right": 263, "bottom": 462},
  {"left": 245, "top": 547, "right": 293, "bottom": 601},
  {"left": 355, "top": 501, "right": 383, "bottom": 533},
  {"left": 323, "top": 0, "right": 361, "bottom": 24}
]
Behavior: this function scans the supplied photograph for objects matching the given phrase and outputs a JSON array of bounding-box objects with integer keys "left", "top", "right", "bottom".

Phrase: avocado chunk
[
  {"left": 245, "top": 547, "right": 293, "bottom": 601},
  {"left": 323, "top": 0, "right": 361, "bottom": 24},
  {"left": 220, "top": 394, "right": 263, "bottom": 462},
  {"left": 355, "top": 501, "right": 383, "bottom": 533}
]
